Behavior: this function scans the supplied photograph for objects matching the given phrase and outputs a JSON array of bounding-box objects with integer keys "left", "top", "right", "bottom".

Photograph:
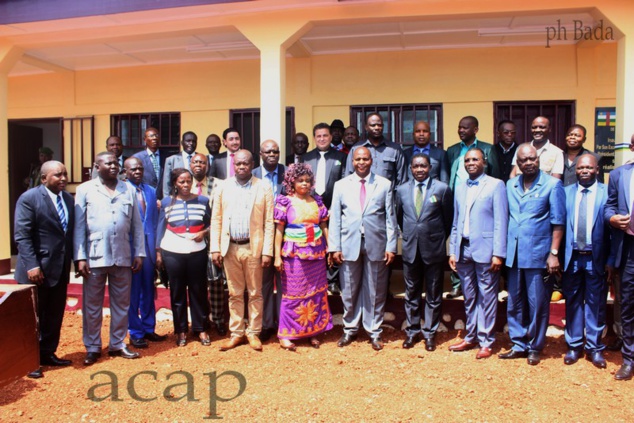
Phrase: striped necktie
[{"left": 56, "top": 195, "right": 67, "bottom": 231}]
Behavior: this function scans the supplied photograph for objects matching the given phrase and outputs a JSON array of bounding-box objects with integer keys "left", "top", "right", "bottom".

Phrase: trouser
[{"left": 128, "top": 254, "right": 157, "bottom": 339}]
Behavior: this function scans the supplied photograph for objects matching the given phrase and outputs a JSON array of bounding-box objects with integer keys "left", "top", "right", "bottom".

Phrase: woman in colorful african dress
[{"left": 273, "top": 163, "right": 333, "bottom": 351}]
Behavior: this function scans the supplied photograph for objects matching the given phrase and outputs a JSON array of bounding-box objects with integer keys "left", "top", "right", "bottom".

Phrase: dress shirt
[
  {"left": 573, "top": 181, "right": 596, "bottom": 250},
  {"left": 45, "top": 186, "right": 68, "bottom": 227},
  {"left": 226, "top": 152, "right": 236, "bottom": 178},
  {"left": 228, "top": 178, "right": 254, "bottom": 241},
  {"left": 262, "top": 167, "right": 279, "bottom": 198},
  {"left": 348, "top": 139, "right": 406, "bottom": 187},
  {"left": 412, "top": 176, "right": 429, "bottom": 207},
  {"left": 454, "top": 139, "right": 484, "bottom": 190},
  {"left": 412, "top": 145, "right": 431, "bottom": 156},
  {"left": 181, "top": 151, "right": 194, "bottom": 170},
  {"left": 462, "top": 173, "right": 485, "bottom": 239},
  {"left": 146, "top": 148, "right": 161, "bottom": 179}
]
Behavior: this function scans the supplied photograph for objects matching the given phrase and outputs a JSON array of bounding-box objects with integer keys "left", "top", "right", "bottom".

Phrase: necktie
[
  {"left": 229, "top": 153, "right": 235, "bottom": 177},
  {"left": 150, "top": 153, "right": 160, "bottom": 179},
  {"left": 186, "top": 154, "right": 192, "bottom": 169},
  {"left": 359, "top": 179, "right": 366, "bottom": 210},
  {"left": 315, "top": 152, "right": 326, "bottom": 195},
  {"left": 466, "top": 179, "right": 479, "bottom": 187},
  {"left": 136, "top": 187, "right": 146, "bottom": 217},
  {"left": 56, "top": 195, "right": 67, "bottom": 231},
  {"left": 266, "top": 172, "right": 277, "bottom": 197},
  {"left": 415, "top": 182, "right": 423, "bottom": 217},
  {"left": 196, "top": 182, "right": 203, "bottom": 196},
  {"left": 577, "top": 188, "right": 589, "bottom": 250}
]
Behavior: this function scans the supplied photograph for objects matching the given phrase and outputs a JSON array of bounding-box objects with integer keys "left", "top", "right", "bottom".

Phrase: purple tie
[{"left": 360, "top": 179, "right": 366, "bottom": 210}]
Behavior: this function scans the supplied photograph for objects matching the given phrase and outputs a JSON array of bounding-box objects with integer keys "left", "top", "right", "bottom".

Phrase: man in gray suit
[
  {"left": 161, "top": 131, "right": 199, "bottom": 198},
  {"left": 395, "top": 153, "right": 453, "bottom": 352},
  {"left": 329, "top": 147, "right": 397, "bottom": 351},
  {"left": 403, "top": 121, "right": 449, "bottom": 183},
  {"left": 448, "top": 148, "right": 508, "bottom": 359},
  {"left": 74, "top": 151, "right": 145, "bottom": 365}
]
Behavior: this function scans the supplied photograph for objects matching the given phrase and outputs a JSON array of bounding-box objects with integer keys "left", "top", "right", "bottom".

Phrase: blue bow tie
[{"left": 466, "top": 180, "right": 479, "bottom": 187}]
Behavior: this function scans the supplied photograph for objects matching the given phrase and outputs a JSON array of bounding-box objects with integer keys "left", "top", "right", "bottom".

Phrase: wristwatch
[{"left": 550, "top": 249, "right": 558, "bottom": 256}]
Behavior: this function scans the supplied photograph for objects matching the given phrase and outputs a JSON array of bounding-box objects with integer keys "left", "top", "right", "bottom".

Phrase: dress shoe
[
  {"left": 199, "top": 332, "right": 211, "bottom": 346},
  {"left": 402, "top": 334, "right": 421, "bottom": 349},
  {"left": 446, "top": 288, "right": 462, "bottom": 299},
  {"left": 40, "top": 353, "right": 72, "bottom": 367},
  {"left": 424, "top": 337, "right": 436, "bottom": 352},
  {"left": 328, "top": 282, "right": 341, "bottom": 295},
  {"left": 83, "top": 352, "right": 101, "bottom": 366},
  {"left": 310, "top": 337, "right": 321, "bottom": 349},
  {"left": 370, "top": 337, "right": 384, "bottom": 351},
  {"left": 219, "top": 335, "right": 245, "bottom": 351},
  {"left": 176, "top": 332, "right": 187, "bottom": 347},
  {"left": 449, "top": 340, "right": 478, "bottom": 352},
  {"left": 564, "top": 349, "right": 581, "bottom": 365},
  {"left": 130, "top": 337, "right": 149, "bottom": 349},
  {"left": 280, "top": 339, "right": 297, "bottom": 351},
  {"left": 144, "top": 332, "right": 167, "bottom": 342},
  {"left": 615, "top": 364, "right": 633, "bottom": 381},
  {"left": 476, "top": 347, "right": 493, "bottom": 359},
  {"left": 607, "top": 338, "right": 623, "bottom": 351},
  {"left": 259, "top": 328, "right": 275, "bottom": 343},
  {"left": 27, "top": 368, "right": 43, "bottom": 379},
  {"left": 214, "top": 323, "right": 227, "bottom": 337},
  {"left": 108, "top": 346, "right": 140, "bottom": 359},
  {"left": 247, "top": 334, "right": 263, "bottom": 351},
  {"left": 527, "top": 351, "right": 541, "bottom": 365},
  {"left": 337, "top": 333, "right": 357, "bottom": 348},
  {"left": 586, "top": 351, "right": 607, "bottom": 369},
  {"left": 499, "top": 349, "right": 528, "bottom": 359}
]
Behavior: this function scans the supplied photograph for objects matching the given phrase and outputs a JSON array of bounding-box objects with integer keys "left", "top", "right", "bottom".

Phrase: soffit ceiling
[{"left": 4, "top": 7, "right": 611, "bottom": 76}]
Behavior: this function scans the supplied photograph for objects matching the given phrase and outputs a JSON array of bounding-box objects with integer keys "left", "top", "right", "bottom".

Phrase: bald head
[
  {"left": 234, "top": 149, "right": 254, "bottom": 183},
  {"left": 352, "top": 146, "right": 372, "bottom": 178},
  {"left": 260, "top": 140, "right": 280, "bottom": 171},
  {"left": 40, "top": 161, "right": 68, "bottom": 195},
  {"left": 124, "top": 157, "right": 144, "bottom": 185}
]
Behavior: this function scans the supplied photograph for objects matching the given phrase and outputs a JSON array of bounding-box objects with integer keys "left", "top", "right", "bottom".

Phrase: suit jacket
[
  {"left": 132, "top": 149, "right": 165, "bottom": 198},
  {"left": 395, "top": 178, "right": 453, "bottom": 264},
  {"left": 209, "top": 151, "right": 230, "bottom": 180},
  {"left": 303, "top": 147, "right": 347, "bottom": 209},
  {"left": 403, "top": 146, "right": 450, "bottom": 183},
  {"left": 328, "top": 172, "right": 397, "bottom": 262},
  {"left": 285, "top": 153, "right": 304, "bottom": 166},
  {"left": 604, "top": 163, "right": 634, "bottom": 267},
  {"left": 14, "top": 185, "right": 74, "bottom": 287},
  {"left": 506, "top": 171, "right": 566, "bottom": 269},
  {"left": 252, "top": 164, "right": 286, "bottom": 198},
  {"left": 447, "top": 140, "right": 499, "bottom": 190},
  {"left": 564, "top": 182, "right": 613, "bottom": 274},
  {"left": 127, "top": 181, "right": 159, "bottom": 265},
  {"left": 161, "top": 152, "right": 200, "bottom": 198},
  {"left": 210, "top": 177, "right": 275, "bottom": 258},
  {"left": 449, "top": 174, "right": 508, "bottom": 263}
]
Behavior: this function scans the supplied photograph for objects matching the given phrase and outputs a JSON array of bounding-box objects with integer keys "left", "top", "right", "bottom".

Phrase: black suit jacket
[
  {"left": 403, "top": 145, "right": 449, "bottom": 183},
  {"left": 303, "top": 147, "right": 347, "bottom": 209},
  {"left": 285, "top": 154, "right": 304, "bottom": 166},
  {"left": 14, "top": 185, "right": 74, "bottom": 287},
  {"left": 252, "top": 164, "right": 287, "bottom": 197},
  {"left": 209, "top": 152, "right": 230, "bottom": 180}
]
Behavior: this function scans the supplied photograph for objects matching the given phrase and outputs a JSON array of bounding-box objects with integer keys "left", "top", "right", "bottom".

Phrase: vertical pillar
[
  {"left": 615, "top": 33, "right": 634, "bottom": 165},
  {"left": 0, "top": 42, "right": 23, "bottom": 274}
]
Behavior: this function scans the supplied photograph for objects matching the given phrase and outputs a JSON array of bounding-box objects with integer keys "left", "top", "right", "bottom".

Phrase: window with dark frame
[
  {"left": 350, "top": 104, "right": 444, "bottom": 148},
  {"left": 110, "top": 112, "right": 181, "bottom": 155},
  {"left": 494, "top": 101, "right": 576, "bottom": 150}
]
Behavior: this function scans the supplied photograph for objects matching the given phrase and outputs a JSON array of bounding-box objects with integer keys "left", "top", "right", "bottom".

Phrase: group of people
[{"left": 13, "top": 113, "right": 634, "bottom": 383}]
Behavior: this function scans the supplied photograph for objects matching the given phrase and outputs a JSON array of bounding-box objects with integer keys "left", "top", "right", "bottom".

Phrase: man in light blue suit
[
  {"left": 448, "top": 148, "right": 508, "bottom": 359},
  {"left": 329, "top": 147, "right": 397, "bottom": 351},
  {"left": 395, "top": 153, "right": 452, "bottom": 352},
  {"left": 124, "top": 157, "right": 166, "bottom": 349},
  {"left": 499, "top": 143, "right": 565, "bottom": 365},
  {"left": 605, "top": 134, "right": 634, "bottom": 380},
  {"left": 160, "top": 131, "right": 199, "bottom": 198},
  {"left": 562, "top": 154, "right": 613, "bottom": 369}
]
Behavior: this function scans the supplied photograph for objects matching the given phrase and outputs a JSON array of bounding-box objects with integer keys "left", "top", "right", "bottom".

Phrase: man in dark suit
[
  {"left": 448, "top": 148, "right": 508, "bottom": 359},
  {"left": 205, "top": 133, "right": 222, "bottom": 170},
  {"left": 403, "top": 121, "right": 449, "bottom": 183},
  {"left": 562, "top": 154, "right": 613, "bottom": 369},
  {"left": 395, "top": 153, "right": 453, "bottom": 352},
  {"left": 91, "top": 136, "right": 127, "bottom": 181},
  {"left": 285, "top": 132, "right": 309, "bottom": 166},
  {"left": 14, "top": 160, "right": 74, "bottom": 378},
  {"left": 124, "top": 157, "right": 166, "bottom": 349},
  {"left": 252, "top": 139, "right": 286, "bottom": 341},
  {"left": 209, "top": 127, "right": 242, "bottom": 180},
  {"left": 132, "top": 127, "right": 165, "bottom": 198},
  {"left": 303, "top": 123, "right": 347, "bottom": 209},
  {"left": 491, "top": 120, "right": 517, "bottom": 183},
  {"left": 161, "top": 131, "right": 199, "bottom": 198},
  {"left": 605, "top": 135, "right": 634, "bottom": 380}
]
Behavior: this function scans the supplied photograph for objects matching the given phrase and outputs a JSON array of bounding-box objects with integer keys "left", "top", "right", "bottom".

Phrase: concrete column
[
  {"left": 236, "top": 18, "right": 310, "bottom": 157},
  {"left": 615, "top": 34, "right": 634, "bottom": 164},
  {"left": 0, "top": 42, "right": 23, "bottom": 274}
]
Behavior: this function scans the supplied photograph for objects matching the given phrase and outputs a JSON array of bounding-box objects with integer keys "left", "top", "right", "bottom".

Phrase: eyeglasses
[{"left": 262, "top": 150, "right": 280, "bottom": 154}]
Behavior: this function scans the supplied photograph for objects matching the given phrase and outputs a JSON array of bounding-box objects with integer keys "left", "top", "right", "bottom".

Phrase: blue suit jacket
[
  {"left": 605, "top": 163, "right": 634, "bottom": 267},
  {"left": 395, "top": 178, "right": 453, "bottom": 264},
  {"left": 14, "top": 185, "right": 75, "bottom": 287},
  {"left": 133, "top": 149, "right": 165, "bottom": 198},
  {"left": 506, "top": 171, "right": 566, "bottom": 269},
  {"left": 403, "top": 145, "right": 449, "bottom": 184},
  {"left": 563, "top": 182, "right": 613, "bottom": 274},
  {"left": 252, "top": 164, "right": 286, "bottom": 199},
  {"left": 328, "top": 172, "right": 397, "bottom": 262},
  {"left": 450, "top": 174, "right": 508, "bottom": 263},
  {"left": 127, "top": 181, "right": 159, "bottom": 265}
]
